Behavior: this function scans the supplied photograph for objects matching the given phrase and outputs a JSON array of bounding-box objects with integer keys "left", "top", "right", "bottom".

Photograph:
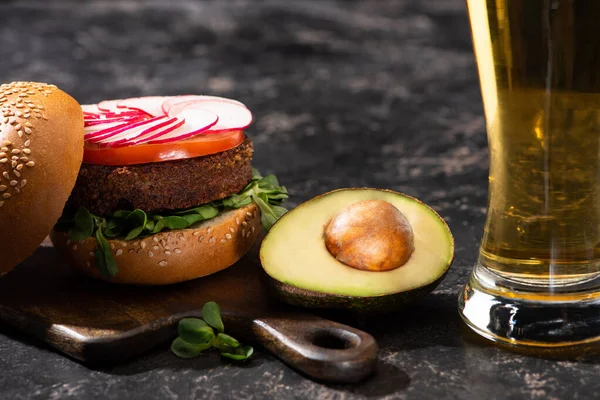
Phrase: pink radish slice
[
  {"left": 162, "top": 95, "right": 246, "bottom": 114},
  {"left": 168, "top": 100, "right": 252, "bottom": 131},
  {"left": 147, "top": 108, "right": 218, "bottom": 144},
  {"left": 84, "top": 116, "right": 141, "bottom": 127},
  {"left": 118, "top": 117, "right": 186, "bottom": 146},
  {"left": 117, "top": 96, "right": 167, "bottom": 117},
  {"left": 96, "top": 115, "right": 176, "bottom": 146},
  {"left": 85, "top": 115, "right": 161, "bottom": 143},
  {"left": 84, "top": 121, "right": 130, "bottom": 138},
  {"left": 82, "top": 104, "right": 103, "bottom": 114},
  {"left": 97, "top": 99, "right": 124, "bottom": 113}
]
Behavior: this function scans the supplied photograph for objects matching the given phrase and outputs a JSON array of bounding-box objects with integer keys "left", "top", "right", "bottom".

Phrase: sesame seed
[
  {"left": 236, "top": 218, "right": 240, "bottom": 225},
  {"left": 3, "top": 172, "right": 9, "bottom": 179},
  {"left": 19, "top": 157, "right": 27, "bottom": 162},
  {"left": 174, "top": 248, "right": 182, "bottom": 254},
  {"left": 198, "top": 235, "right": 204, "bottom": 242},
  {"left": 22, "top": 149, "right": 31, "bottom": 154},
  {"left": 153, "top": 245, "right": 159, "bottom": 251},
  {"left": 23, "top": 114, "right": 29, "bottom": 119},
  {"left": 89, "top": 252, "right": 94, "bottom": 257},
  {"left": 140, "top": 241, "right": 147, "bottom": 249},
  {"left": 0, "top": 158, "right": 7, "bottom": 164},
  {"left": 24, "top": 127, "right": 32, "bottom": 134},
  {"left": 158, "top": 261, "right": 168, "bottom": 267},
  {"left": 209, "top": 237, "right": 215, "bottom": 244},
  {"left": 72, "top": 245, "right": 78, "bottom": 251},
  {"left": 109, "top": 243, "right": 115, "bottom": 250},
  {"left": 251, "top": 226, "right": 255, "bottom": 233},
  {"left": 16, "top": 164, "right": 23, "bottom": 171},
  {"left": 148, "top": 251, "right": 154, "bottom": 257},
  {"left": 20, "top": 180, "right": 26, "bottom": 187},
  {"left": 66, "top": 239, "right": 71, "bottom": 245},
  {"left": 17, "top": 131, "right": 22, "bottom": 138},
  {"left": 229, "top": 227, "right": 235, "bottom": 233},
  {"left": 246, "top": 231, "right": 252, "bottom": 238},
  {"left": 207, "top": 227, "right": 213, "bottom": 233},
  {"left": 246, "top": 212, "right": 252, "bottom": 217},
  {"left": 9, "top": 180, "right": 17, "bottom": 186},
  {"left": 115, "top": 249, "right": 123, "bottom": 256},
  {"left": 24, "top": 122, "right": 32, "bottom": 127},
  {"left": 220, "top": 239, "right": 226, "bottom": 243},
  {"left": 3, "top": 193, "right": 10, "bottom": 199},
  {"left": 137, "top": 249, "right": 142, "bottom": 254},
  {"left": 24, "top": 140, "right": 30, "bottom": 147},
  {"left": 10, "top": 149, "right": 19, "bottom": 154},
  {"left": 3, "top": 141, "right": 11, "bottom": 146},
  {"left": 164, "top": 246, "right": 170, "bottom": 251},
  {"left": 0, "top": 201, "right": 3, "bottom": 208},
  {"left": 242, "top": 221, "right": 248, "bottom": 227},
  {"left": 10, "top": 161, "right": 16, "bottom": 168},
  {"left": 86, "top": 261, "right": 91, "bottom": 267},
  {"left": 160, "top": 240, "right": 166, "bottom": 246},
  {"left": 14, "top": 187, "right": 19, "bottom": 194},
  {"left": 128, "top": 249, "right": 135, "bottom": 254},
  {"left": 26, "top": 161, "right": 35, "bottom": 167},
  {"left": 14, "top": 124, "right": 21, "bottom": 130},
  {"left": 0, "top": 186, "right": 6, "bottom": 192},
  {"left": 165, "top": 251, "right": 171, "bottom": 256},
  {"left": 13, "top": 170, "right": 20, "bottom": 178},
  {"left": 0, "top": 147, "right": 7, "bottom": 152},
  {"left": 242, "top": 229, "right": 246, "bottom": 236},
  {"left": 153, "top": 237, "right": 159, "bottom": 243},
  {"left": 192, "top": 231, "right": 200, "bottom": 236},
  {"left": 225, "top": 233, "right": 232, "bottom": 240}
]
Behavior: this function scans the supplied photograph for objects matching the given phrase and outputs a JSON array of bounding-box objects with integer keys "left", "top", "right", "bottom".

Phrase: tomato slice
[{"left": 83, "top": 130, "right": 244, "bottom": 165}]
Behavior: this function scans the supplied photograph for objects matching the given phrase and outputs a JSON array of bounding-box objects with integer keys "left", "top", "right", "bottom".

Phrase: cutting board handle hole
[{"left": 311, "top": 330, "right": 357, "bottom": 350}]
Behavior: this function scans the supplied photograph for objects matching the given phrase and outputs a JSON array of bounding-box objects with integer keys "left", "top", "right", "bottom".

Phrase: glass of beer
[{"left": 459, "top": 0, "right": 600, "bottom": 347}]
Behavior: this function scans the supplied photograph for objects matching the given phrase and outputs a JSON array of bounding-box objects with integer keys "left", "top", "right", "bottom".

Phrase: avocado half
[{"left": 260, "top": 188, "right": 454, "bottom": 313}]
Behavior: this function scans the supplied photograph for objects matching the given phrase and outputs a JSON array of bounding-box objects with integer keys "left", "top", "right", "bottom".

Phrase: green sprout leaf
[
  {"left": 178, "top": 318, "right": 215, "bottom": 345},
  {"left": 171, "top": 337, "right": 212, "bottom": 358},
  {"left": 213, "top": 333, "right": 240, "bottom": 350},
  {"left": 69, "top": 207, "right": 94, "bottom": 241},
  {"left": 202, "top": 301, "right": 224, "bottom": 333},
  {"left": 94, "top": 229, "right": 118, "bottom": 278},
  {"left": 221, "top": 346, "right": 254, "bottom": 361}
]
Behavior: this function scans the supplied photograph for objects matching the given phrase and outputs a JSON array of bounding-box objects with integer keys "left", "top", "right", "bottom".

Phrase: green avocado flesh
[{"left": 260, "top": 189, "right": 454, "bottom": 298}]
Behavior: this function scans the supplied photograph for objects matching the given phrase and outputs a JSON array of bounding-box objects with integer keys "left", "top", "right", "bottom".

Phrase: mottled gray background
[{"left": 0, "top": 0, "right": 597, "bottom": 399}]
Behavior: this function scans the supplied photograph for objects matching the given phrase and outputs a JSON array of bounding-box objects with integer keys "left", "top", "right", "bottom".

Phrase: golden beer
[
  {"left": 460, "top": 0, "right": 600, "bottom": 347},
  {"left": 468, "top": 0, "right": 600, "bottom": 283}
]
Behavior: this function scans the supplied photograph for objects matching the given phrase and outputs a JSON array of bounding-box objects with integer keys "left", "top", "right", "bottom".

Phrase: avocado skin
[{"left": 265, "top": 270, "right": 449, "bottom": 314}]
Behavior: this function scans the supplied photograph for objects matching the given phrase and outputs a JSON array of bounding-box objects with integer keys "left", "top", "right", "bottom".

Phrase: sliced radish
[
  {"left": 118, "top": 117, "right": 186, "bottom": 146},
  {"left": 117, "top": 96, "right": 167, "bottom": 117},
  {"left": 84, "top": 116, "right": 141, "bottom": 127},
  {"left": 82, "top": 104, "right": 102, "bottom": 114},
  {"left": 147, "top": 108, "right": 218, "bottom": 144},
  {"left": 86, "top": 116, "right": 162, "bottom": 143},
  {"left": 84, "top": 121, "right": 131, "bottom": 138},
  {"left": 96, "top": 115, "right": 176, "bottom": 146},
  {"left": 162, "top": 95, "right": 246, "bottom": 114},
  {"left": 97, "top": 99, "right": 124, "bottom": 113},
  {"left": 168, "top": 100, "right": 252, "bottom": 132}
]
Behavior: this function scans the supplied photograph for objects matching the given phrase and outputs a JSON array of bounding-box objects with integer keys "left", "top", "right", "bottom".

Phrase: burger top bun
[{"left": 0, "top": 82, "right": 83, "bottom": 275}]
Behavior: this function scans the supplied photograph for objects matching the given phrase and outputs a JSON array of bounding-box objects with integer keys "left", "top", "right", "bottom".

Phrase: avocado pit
[{"left": 323, "top": 199, "right": 414, "bottom": 272}]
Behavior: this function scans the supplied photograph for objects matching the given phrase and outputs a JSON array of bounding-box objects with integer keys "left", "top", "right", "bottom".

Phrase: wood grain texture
[{"left": 0, "top": 241, "right": 378, "bottom": 383}]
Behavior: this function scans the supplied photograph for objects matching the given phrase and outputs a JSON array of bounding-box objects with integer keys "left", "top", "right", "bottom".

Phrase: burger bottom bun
[{"left": 50, "top": 203, "right": 261, "bottom": 285}]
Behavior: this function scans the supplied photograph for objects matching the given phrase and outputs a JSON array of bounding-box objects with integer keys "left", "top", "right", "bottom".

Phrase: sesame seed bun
[
  {"left": 50, "top": 203, "right": 261, "bottom": 285},
  {"left": 0, "top": 82, "right": 83, "bottom": 276}
]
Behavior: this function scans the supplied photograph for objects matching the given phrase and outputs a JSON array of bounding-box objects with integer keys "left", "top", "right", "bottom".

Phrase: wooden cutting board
[{"left": 0, "top": 240, "right": 377, "bottom": 383}]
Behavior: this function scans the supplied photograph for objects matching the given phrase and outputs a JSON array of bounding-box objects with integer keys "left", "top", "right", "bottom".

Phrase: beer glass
[{"left": 459, "top": 0, "right": 600, "bottom": 347}]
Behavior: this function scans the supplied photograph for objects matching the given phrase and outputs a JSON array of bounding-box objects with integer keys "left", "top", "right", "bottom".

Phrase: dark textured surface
[{"left": 0, "top": 0, "right": 598, "bottom": 399}]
